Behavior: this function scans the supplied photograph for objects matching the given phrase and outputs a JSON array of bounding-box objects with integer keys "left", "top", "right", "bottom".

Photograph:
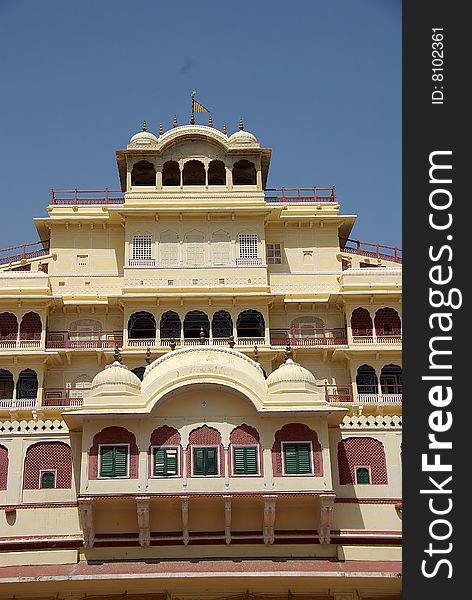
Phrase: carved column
[
  {"left": 223, "top": 495, "right": 232, "bottom": 544},
  {"left": 181, "top": 496, "right": 190, "bottom": 546},
  {"left": 182, "top": 446, "right": 188, "bottom": 488},
  {"left": 263, "top": 495, "right": 277, "bottom": 545},
  {"left": 318, "top": 494, "right": 336, "bottom": 544},
  {"left": 223, "top": 444, "right": 230, "bottom": 488},
  {"left": 78, "top": 497, "right": 94, "bottom": 548},
  {"left": 136, "top": 496, "right": 150, "bottom": 547}
]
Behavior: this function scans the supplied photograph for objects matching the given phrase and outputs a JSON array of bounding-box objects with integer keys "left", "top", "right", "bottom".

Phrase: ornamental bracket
[
  {"left": 263, "top": 495, "right": 277, "bottom": 545},
  {"left": 78, "top": 497, "right": 95, "bottom": 548},
  {"left": 181, "top": 496, "right": 190, "bottom": 546},
  {"left": 136, "top": 496, "right": 151, "bottom": 547},
  {"left": 223, "top": 495, "right": 232, "bottom": 544},
  {"left": 318, "top": 493, "right": 336, "bottom": 544}
]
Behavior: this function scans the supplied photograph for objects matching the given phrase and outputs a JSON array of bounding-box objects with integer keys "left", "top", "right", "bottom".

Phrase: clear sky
[{"left": 0, "top": 0, "right": 401, "bottom": 249}]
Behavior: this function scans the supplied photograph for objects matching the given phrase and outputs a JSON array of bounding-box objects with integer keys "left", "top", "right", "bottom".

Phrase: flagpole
[{"left": 190, "top": 90, "right": 196, "bottom": 125}]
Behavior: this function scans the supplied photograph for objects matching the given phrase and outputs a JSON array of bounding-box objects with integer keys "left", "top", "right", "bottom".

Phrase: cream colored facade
[{"left": 0, "top": 122, "right": 402, "bottom": 599}]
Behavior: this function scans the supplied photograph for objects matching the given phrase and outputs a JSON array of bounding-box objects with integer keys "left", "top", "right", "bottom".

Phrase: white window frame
[
  {"left": 131, "top": 234, "right": 153, "bottom": 261},
  {"left": 191, "top": 444, "right": 220, "bottom": 478},
  {"left": 281, "top": 440, "right": 314, "bottom": 476},
  {"left": 98, "top": 443, "right": 131, "bottom": 479},
  {"left": 354, "top": 464, "right": 372, "bottom": 485},
  {"left": 238, "top": 234, "right": 258, "bottom": 259},
  {"left": 231, "top": 444, "right": 261, "bottom": 477},
  {"left": 150, "top": 445, "right": 181, "bottom": 478},
  {"left": 38, "top": 468, "right": 57, "bottom": 489},
  {"left": 266, "top": 243, "right": 283, "bottom": 265}
]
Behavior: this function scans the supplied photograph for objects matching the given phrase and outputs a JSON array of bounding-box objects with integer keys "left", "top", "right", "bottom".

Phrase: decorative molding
[
  {"left": 341, "top": 415, "right": 402, "bottom": 429},
  {"left": 318, "top": 494, "right": 336, "bottom": 544},
  {"left": 224, "top": 495, "right": 232, "bottom": 545},
  {"left": 78, "top": 497, "right": 94, "bottom": 548},
  {"left": 181, "top": 496, "right": 189, "bottom": 546},
  {"left": 0, "top": 419, "right": 69, "bottom": 436},
  {"left": 136, "top": 496, "right": 150, "bottom": 547},
  {"left": 262, "top": 495, "right": 277, "bottom": 545}
]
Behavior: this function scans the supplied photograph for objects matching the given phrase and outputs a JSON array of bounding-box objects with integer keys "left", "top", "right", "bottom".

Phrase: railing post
[
  {"left": 376, "top": 244, "right": 380, "bottom": 260},
  {"left": 73, "top": 189, "right": 77, "bottom": 206},
  {"left": 50, "top": 189, "right": 54, "bottom": 205},
  {"left": 281, "top": 187, "right": 285, "bottom": 202},
  {"left": 356, "top": 240, "right": 361, "bottom": 255},
  {"left": 105, "top": 189, "right": 109, "bottom": 205},
  {"left": 313, "top": 187, "right": 317, "bottom": 202}
]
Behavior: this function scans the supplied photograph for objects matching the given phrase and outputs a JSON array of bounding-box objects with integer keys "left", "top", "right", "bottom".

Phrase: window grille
[
  {"left": 132, "top": 235, "right": 152, "bottom": 261},
  {"left": 77, "top": 255, "right": 89, "bottom": 266},
  {"left": 238, "top": 234, "right": 258, "bottom": 259},
  {"left": 267, "top": 243, "right": 282, "bottom": 264}
]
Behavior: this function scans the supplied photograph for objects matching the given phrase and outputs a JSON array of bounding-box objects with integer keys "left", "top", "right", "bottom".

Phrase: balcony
[
  {"left": 46, "top": 331, "right": 123, "bottom": 349},
  {"left": 352, "top": 330, "right": 402, "bottom": 345},
  {"left": 0, "top": 336, "right": 42, "bottom": 350},
  {"left": 323, "top": 384, "right": 402, "bottom": 405},
  {"left": 340, "top": 238, "right": 402, "bottom": 264},
  {"left": 270, "top": 328, "right": 348, "bottom": 347},
  {"left": 0, "top": 397, "right": 38, "bottom": 409},
  {"left": 0, "top": 240, "right": 50, "bottom": 266},
  {"left": 49, "top": 189, "right": 124, "bottom": 206},
  {"left": 42, "top": 389, "right": 86, "bottom": 408},
  {"left": 264, "top": 187, "right": 337, "bottom": 204},
  {"left": 127, "top": 259, "right": 156, "bottom": 268},
  {"left": 126, "top": 336, "right": 267, "bottom": 348}
]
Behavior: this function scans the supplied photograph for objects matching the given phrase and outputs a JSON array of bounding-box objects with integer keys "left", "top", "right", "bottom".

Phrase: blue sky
[{"left": 0, "top": 0, "right": 401, "bottom": 249}]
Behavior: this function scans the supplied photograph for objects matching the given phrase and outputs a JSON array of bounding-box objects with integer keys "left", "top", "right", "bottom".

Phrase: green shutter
[
  {"left": 194, "top": 448, "right": 205, "bottom": 475},
  {"left": 100, "top": 446, "right": 115, "bottom": 477},
  {"left": 100, "top": 445, "right": 128, "bottom": 478},
  {"left": 165, "top": 448, "right": 178, "bottom": 475},
  {"left": 233, "top": 447, "right": 258, "bottom": 475},
  {"left": 283, "top": 445, "right": 299, "bottom": 474},
  {"left": 356, "top": 467, "right": 370, "bottom": 484},
  {"left": 283, "top": 443, "right": 311, "bottom": 475},
  {"left": 205, "top": 447, "right": 217, "bottom": 475},
  {"left": 193, "top": 447, "right": 218, "bottom": 475},
  {"left": 154, "top": 447, "right": 166, "bottom": 475},
  {"left": 296, "top": 444, "right": 311, "bottom": 474},
  {"left": 41, "top": 472, "right": 55, "bottom": 489}
]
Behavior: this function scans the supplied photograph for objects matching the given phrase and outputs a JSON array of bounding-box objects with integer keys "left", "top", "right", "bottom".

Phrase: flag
[{"left": 193, "top": 98, "right": 209, "bottom": 113}]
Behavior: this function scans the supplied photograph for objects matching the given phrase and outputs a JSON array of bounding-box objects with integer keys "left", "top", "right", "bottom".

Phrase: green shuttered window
[
  {"left": 283, "top": 443, "right": 312, "bottom": 475},
  {"left": 233, "top": 446, "right": 258, "bottom": 475},
  {"left": 40, "top": 471, "right": 55, "bottom": 489},
  {"left": 193, "top": 447, "right": 218, "bottom": 475},
  {"left": 100, "top": 445, "right": 128, "bottom": 478},
  {"left": 153, "top": 447, "right": 178, "bottom": 476},
  {"left": 356, "top": 467, "right": 370, "bottom": 484}
]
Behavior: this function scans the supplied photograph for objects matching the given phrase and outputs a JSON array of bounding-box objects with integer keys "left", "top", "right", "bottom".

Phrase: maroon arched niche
[
  {"left": 230, "top": 424, "right": 263, "bottom": 477},
  {"left": 20, "top": 312, "right": 42, "bottom": 340},
  {"left": 23, "top": 442, "right": 72, "bottom": 489},
  {"left": 374, "top": 307, "right": 401, "bottom": 336},
  {"left": 272, "top": 423, "right": 323, "bottom": 477},
  {"left": 188, "top": 425, "right": 224, "bottom": 478},
  {"left": 0, "top": 445, "right": 8, "bottom": 490},
  {"left": 89, "top": 426, "right": 139, "bottom": 480},
  {"left": 0, "top": 313, "right": 18, "bottom": 341},
  {"left": 337, "top": 436, "right": 388, "bottom": 484},
  {"left": 350, "top": 308, "right": 373, "bottom": 336},
  {"left": 149, "top": 425, "right": 182, "bottom": 477}
]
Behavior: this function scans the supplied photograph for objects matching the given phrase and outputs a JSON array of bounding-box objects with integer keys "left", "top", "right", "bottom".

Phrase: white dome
[
  {"left": 266, "top": 359, "right": 317, "bottom": 393},
  {"left": 228, "top": 130, "right": 258, "bottom": 145},
  {"left": 128, "top": 130, "right": 159, "bottom": 147},
  {"left": 90, "top": 361, "right": 141, "bottom": 396}
]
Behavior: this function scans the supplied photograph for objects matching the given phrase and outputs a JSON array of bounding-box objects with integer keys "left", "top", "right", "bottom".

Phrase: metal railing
[
  {"left": 42, "top": 389, "right": 87, "bottom": 407},
  {"left": 46, "top": 331, "right": 123, "bottom": 349},
  {"left": 265, "top": 187, "right": 337, "bottom": 203},
  {"left": 0, "top": 240, "right": 50, "bottom": 265},
  {"left": 340, "top": 238, "right": 402, "bottom": 263},
  {"left": 323, "top": 384, "right": 402, "bottom": 405},
  {"left": 49, "top": 189, "right": 124, "bottom": 206},
  {"left": 270, "top": 328, "right": 348, "bottom": 347},
  {"left": 351, "top": 329, "right": 402, "bottom": 345}
]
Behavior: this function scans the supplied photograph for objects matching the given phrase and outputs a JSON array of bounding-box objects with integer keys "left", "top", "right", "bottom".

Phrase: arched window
[
  {"left": 41, "top": 471, "right": 56, "bottom": 489},
  {"left": 272, "top": 423, "right": 323, "bottom": 477},
  {"left": 149, "top": 426, "right": 181, "bottom": 477},
  {"left": 337, "top": 437, "right": 388, "bottom": 484},
  {"left": 0, "top": 312, "right": 18, "bottom": 341},
  {"left": 88, "top": 426, "right": 139, "bottom": 480},
  {"left": 131, "top": 160, "right": 155, "bottom": 186},
  {"left": 0, "top": 370, "right": 14, "bottom": 400},
  {"left": 208, "top": 160, "right": 226, "bottom": 185},
  {"left": 160, "top": 311, "right": 181, "bottom": 340},
  {"left": 380, "top": 364, "right": 402, "bottom": 395},
  {"left": 374, "top": 308, "right": 402, "bottom": 336},
  {"left": 236, "top": 310, "right": 265, "bottom": 338},
  {"left": 17, "top": 369, "right": 38, "bottom": 399},
  {"left": 131, "top": 234, "right": 152, "bottom": 261},
  {"left": 185, "top": 230, "right": 205, "bottom": 266},
  {"left": 132, "top": 366, "right": 146, "bottom": 381},
  {"left": 356, "top": 365, "right": 378, "bottom": 395},
  {"left": 233, "top": 160, "right": 256, "bottom": 185},
  {"left": 183, "top": 160, "right": 205, "bottom": 185},
  {"left": 0, "top": 445, "right": 8, "bottom": 490},
  {"left": 188, "top": 425, "right": 223, "bottom": 477},
  {"left": 128, "top": 312, "right": 156, "bottom": 340},
  {"left": 162, "top": 161, "right": 180, "bottom": 186},
  {"left": 183, "top": 311, "right": 210, "bottom": 339},
  {"left": 23, "top": 442, "right": 73, "bottom": 489},
  {"left": 211, "top": 230, "right": 231, "bottom": 265},
  {"left": 212, "top": 310, "right": 233, "bottom": 338},
  {"left": 230, "top": 424, "right": 261, "bottom": 476},
  {"left": 159, "top": 231, "right": 179, "bottom": 267},
  {"left": 19, "top": 312, "right": 42, "bottom": 340},
  {"left": 290, "top": 316, "right": 325, "bottom": 338},
  {"left": 351, "top": 308, "right": 373, "bottom": 337}
]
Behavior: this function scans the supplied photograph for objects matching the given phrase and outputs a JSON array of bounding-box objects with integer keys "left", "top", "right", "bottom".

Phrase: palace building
[{"left": 0, "top": 117, "right": 402, "bottom": 599}]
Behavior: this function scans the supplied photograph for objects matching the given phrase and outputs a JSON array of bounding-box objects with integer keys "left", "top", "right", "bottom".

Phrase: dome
[
  {"left": 128, "top": 130, "right": 159, "bottom": 147},
  {"left": 228, "top": 130, "right": 259, "bottom": 146},
  {"left": 90, "top": 361, "right": 141, "bottom": 396},
  {"left": 266, "top": 359, "right": 318, "bottom": 393}
]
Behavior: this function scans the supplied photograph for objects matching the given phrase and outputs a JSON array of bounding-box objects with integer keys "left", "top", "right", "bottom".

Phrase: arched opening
[
  {"left": 233, "top": 160, "right": 256, "bottom": 185},
  {"left": 128, "top": 312, "right": 156, "bottom": 340},
  {"left": 162, "top": 161, "right": 180, "bottom": 186},
  {"left": 24, "top": 442, "right": 73, "bottom": 489},
  {"left": 290, "top": 316, "right": 325, "bottom": 339},
  {"left": 70, "top": 318, "right": 102, "bottom": 342},
  {"left": 131, "top": 160, "right": 156, "bottom": 186},
  {"left": 351, "top": 308, "right": 373, "bottom": 337},
  {"left": 0, "top": 369, "right": 14, "bottom": 400},
  {"left": 0, "top": 312, "right": 18, "bottom": 342},
  {"left": 183, "top": 160, "right": 205, "bottom": 185},
  {"left": 236, "top": 310, "right": 265, "bottom": 339},
  {"left": 208, "top": 160, "right": 226, "bottom": 185},
  {"left": 337, "top": 437, "right": 388, "bottom": 484},
  {"left": 212, "top": 310, "right": 233, "bottom": 338},
  {"left": 17, "top": 369, "right": 38, "bottom": 399},
  {"left": 19, "top": 312, "right": 42, "bottom": 340},
  {"left": 380, "top": 364, "right": 402, "bottom": 395},
  {"left": 132, "top": 366, "right": 146, "bottom": 381},
  {"left": 183, "top": 311, "right": 210, "bottom": 339},
  {"left": 356, "top": 364, "right": 378, "bottom": 395},
  {"left": 374, "top": 307, "right": 402, "bottom": 336},
  {"left": 160, "top": 311, "right": 181, "bottom": 340}
]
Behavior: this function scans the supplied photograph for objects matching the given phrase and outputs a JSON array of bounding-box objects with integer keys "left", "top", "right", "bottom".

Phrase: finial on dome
[
  {"left": 222, "top": 123, "right": 227, "bottom": 134},
  {"left": 169, "top": 337, "right": 176, "bottom": 351},
  {"left": 228, "top": 335, "right": 235, "bottom": 348},
  {"left": 159, "top": 123, "right": 164, "bottom": 135},
  {"left": 113, "top": 344, "right": 122, "bottom": 364},
  {"left": 199, "top": 327, "right": 206, "bottom": 345},
  {"left": 253, "top": 345, "right": 259, "bottom": 363},
  {"left": 173, "top": 115, "right": 178, "bottom": 128},
  {"left": 208, "top": 114, "right": 213, "bottom": 127},
  {"left": 284, "top": 340, "right": 293, "bottom": 362},
  {"left": 145, "top": 347, "right": 152, "bottom": 365},
  {"left": 239, "top": 117, "right": 244, "bottom": 131},
  {"left": 142, "top": 120, "right": 147, "bottom": 132}
]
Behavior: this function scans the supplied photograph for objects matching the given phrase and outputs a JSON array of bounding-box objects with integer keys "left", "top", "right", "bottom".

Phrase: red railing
[
  {"left": 50, "top": 189, "right": 124, "bottom": 206},
  {"left": 42, "top": 388, "right": 85, "bottom": 407},
  {"left": 265, "top": 187, "right": 337, "bottom": 203},
  {"left": 322, "top": 383, "right": 402, "bottom": 404},
  {"left": 270, "top": 328, "right": 347, "bottom": 347},
  {"left": 0, "top": 240, "right": 50, "bottom": 265},
  {"left": 46, "top": 331, "right": 123, "bottom": 349},
  {"left": 340, "top": 238, "right": 402, "bottom": 263}
]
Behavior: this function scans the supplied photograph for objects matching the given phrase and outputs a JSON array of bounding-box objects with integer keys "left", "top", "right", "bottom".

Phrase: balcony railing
[
  {"left": 128, "top": 258, "right": 156, "bottom": 268},
  {"left": 0, "top": 240, "right": 50, "bottom": 265},
  {"left": 46, "top": 331, "right": 123, "bottom": 349},
  {"left": 340, "top": 238, "right": 402, "bottom": 264},
  {"left": 265, "top": 187, "right": 337, "bottom": 204},
  {"left": 270, "top": 328, "right": 348, "bottom": 347},
  {"left": 126, "top": 336, "right": 267, "bottom": 348},
  {"left": 49, "top": 189, "right": 124, "bottom": 206},
  {"left": 42, "top": 389, "right": 86, "bottom": 407},
  {"left": 323, "top": 384, "right": 402, "bottom": 405},
  {"left": 235, "top": 258, "right": 263, "bottom": 266},
  {"left": 0, "top": 397, "right": 39, "bottom": 409},
  {"left": 352, "top": 329, "right": 402, "bottom": 345},
  {"left": 0, "top": 336, "right": 42, "bottom": 350}
]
